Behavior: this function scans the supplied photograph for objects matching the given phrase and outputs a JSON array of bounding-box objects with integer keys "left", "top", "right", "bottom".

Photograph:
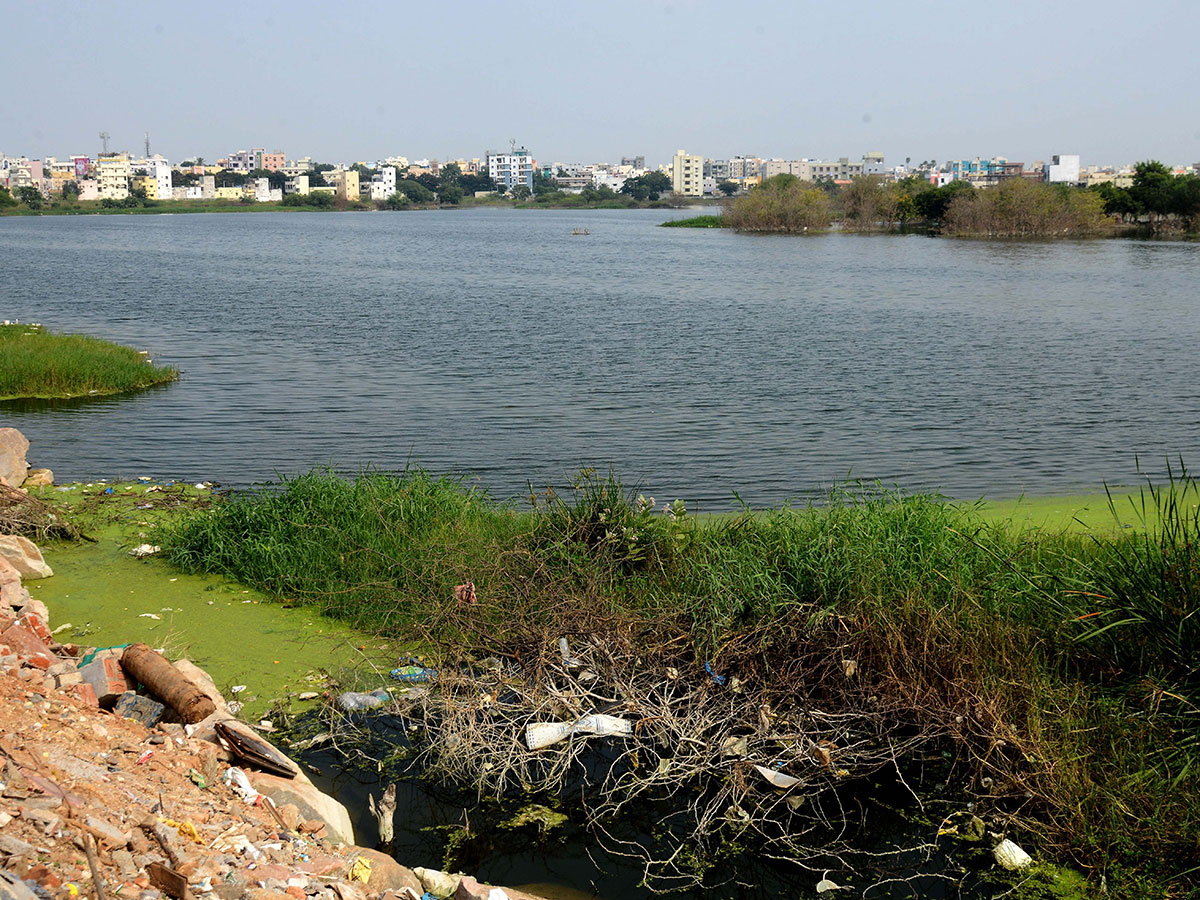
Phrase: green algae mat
[{"left": 27, "top": 481, "right": 391, "bottom": 718}]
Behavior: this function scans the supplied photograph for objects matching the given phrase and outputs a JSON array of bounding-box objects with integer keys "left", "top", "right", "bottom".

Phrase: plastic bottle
[{"left": 336, "top": 689, "right": 390, "bottom": 711}]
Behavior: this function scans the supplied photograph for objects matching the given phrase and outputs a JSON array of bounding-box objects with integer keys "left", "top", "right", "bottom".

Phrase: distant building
[
  {"left": 620, "top": 155, "right": 645, "bottom": 169},
  {"left": 286, "top": 174, "right": 310, "bottom": 196},
  {"left": 368, "top": 165, "right": 396, "bottom": 201},
  {"left": 1044, "top": 154, "right": 1081, "bottom": 183},
  {"left": 334, "top": 169, "right": 359, "bottom": 201},
  {"left": 96, "top": 155, "right": 131, "bottom": 200},
  {"left": 227, "top": 149, "right": 281, "bottom": 173},
  {"left": 671, "top": 149, "right": 703, "bottom": 197},
  {"left": 487, "top": 147, "right": 535, "bottom": 191}
]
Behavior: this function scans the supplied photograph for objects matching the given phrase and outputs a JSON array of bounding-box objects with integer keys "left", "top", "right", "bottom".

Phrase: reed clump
[
  {"left": 0, "top": 323, "right": 178, "bottom": 400},
  {"left": 162, "top": 466, "right": 1200, "bottom": 897}
]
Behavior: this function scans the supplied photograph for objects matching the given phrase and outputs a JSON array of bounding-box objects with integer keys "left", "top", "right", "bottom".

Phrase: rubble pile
[{"left": 0, "top": 429, "right": 549, "bottom": 900}]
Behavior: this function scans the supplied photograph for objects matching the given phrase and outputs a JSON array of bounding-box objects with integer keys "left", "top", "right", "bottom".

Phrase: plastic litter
[
  {"left": 336, "top": 688, "right": 390, "bottom": 711},
  {"left": 526, "top": 713, "right": 634, "bottom": 750},
  {"left": 390, "top": 659, "right": 437, "bottom": 682},
  {"left": 704, "top": 661, "right": 727, "bottom": 686},
  {"left": 130, "top": 544, "right": 161, "bottom": 558},
  {"left": 222, "top": 766, "right": 263, "bottom": 805},
  {"left": 558, "top": 637, "right": 582, "bottom": 668},
  {"left": 348, "top": 856, "right": 372, "bottom": 883},
  {"left": 753, "top": 764, "right": 801, "bottom": 789}
]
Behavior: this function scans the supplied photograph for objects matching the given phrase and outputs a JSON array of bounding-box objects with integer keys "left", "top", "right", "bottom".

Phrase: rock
[
  {"left": 252, "top": 771, "right": 355, "bottom": 846},
  {"left": 0, "top": 833, "right": 35, "bottom": 858},
  {"left": 414, "top": 868, "right": 462, "bottom": 898},
  {"left": 0, "top": 622, "right": 55, "bottom": 661},
  {"left": 454, "top": 876, "right": 506, "bottom": 900},
  {"left": 993, "top": 838, "right": 1033, "bottom": 870},
  {"left": 0, "top": 536, "right": 52, "bottom": 580},
  {"left": 345, "top": 848, "right": 422, "bottom": 894},
  {"left": 0, "top": 428, "right": 29, "bottom": 488},
  {"left": 114, "top": 691, "right": 167, "bottom": 727},
  {"left": 22, "top": 469, "right": 53, "bottom": 488},
  {"left": 0, "top": 870, "right": 40, "bottom": 900},
  {"left": 277, "top": 803, "right": 302, "bottom": 831}
]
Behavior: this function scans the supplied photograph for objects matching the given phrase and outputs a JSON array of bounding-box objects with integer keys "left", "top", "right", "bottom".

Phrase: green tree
[
  {"left": 1088, "top": 181, "right": 1137, "bottom": 220},
  {"left": 15, "top": 186, "right": 43, "bottom": 209},
  {"left": 437, "top": 182, "right": 464, "bottom": 204},
  {"left": 620, "top": 172, "right": 671, "bottom": 201},
  {"left": 0, "top": 187, "right": 16, "bottom": 208},
  {"left": 716, "top": 180, "right": 738, "bottom": 196},
  {"left": 61, "top": 181, "right": 81, "bottom": 200},
  {"left": 380, "top": 192, "right": 409, "bottom": 210},
  {"left": 1130, "top": 160, "right": 1174, "bottom": 219},
  {"left": 510, "top": 184, "right": 532, "bottom": 201},
  {"left": 1172, "top": 174, "right": 1200, "bottom": 229},
  {"left": 532, "top": 170, "right": 558, "bottom": 196},
  {"left": 397, "top": 179, "right": 435, "bottom": 203}
]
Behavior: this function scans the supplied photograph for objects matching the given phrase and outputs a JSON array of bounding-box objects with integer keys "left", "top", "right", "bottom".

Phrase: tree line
[{"left": 723, "top": 161, "right": 1200, "bottom": 237}]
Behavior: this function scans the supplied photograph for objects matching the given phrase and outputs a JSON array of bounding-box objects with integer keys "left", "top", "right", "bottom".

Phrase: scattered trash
[
  {"left": 223, "top": 767, "right": 263, "bottom": 805},
  {"left": 993, "top": 838, "right": 1032, "bottom": 870},
  {"left": 138, "top": 613, "right": 162, "bottom": 620},
  {"left": 230, "top": 685, "right": 246, "bottom": 694},
  {"left": 526, "top": 713, "right": 634, "bottom": 750},
  {"left": 297, "top": 691, "right": 320, "bottom": 701},
  {"left": 336, "top": 688, "right": 391, "bottom": 711},
  {"left": 720, "top": 735, "right": 749, "bottom": 758},
  {"left": 130, "top": 544, "right": 161, "bottom": 558},
  {"left": 136, "top": 750, "right": 154, "bottom": 765},
  {"left": 347, "top": 856, "right": 372, "bottom": 883},
  {"left": 558, "top": 637, "right": 582, "bottom": 668},
  {"left": 704, "top": 661, "right": 727, "bottom": 686},
  {"left": 215, "top": 720, "right": 300, "bottom": 777},
  {"left": 390, "top": 659, "right": 436, "bottom": 682},
  {"left": 454, "top": 582, "right": 477, "bottom": 605},
  {"left": 186, "top": 768, "right": 207, "bottom": 789},
  {"left": 753, "top": 764, "right": 801, "bottom": 789},
  {"left": 842, "top": 659, "right": 858, "bottom": 677},
  {"left": 816, "top": 876, "right": 841, "bottom": 892}
]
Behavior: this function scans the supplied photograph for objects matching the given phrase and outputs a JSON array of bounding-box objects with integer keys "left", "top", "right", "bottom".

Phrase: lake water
[{"left": 2, "top": 209, "right": 1197, "bottom": 507}]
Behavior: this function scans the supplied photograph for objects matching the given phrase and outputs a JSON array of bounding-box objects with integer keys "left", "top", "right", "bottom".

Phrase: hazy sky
[{"left": 4, "top": 0, "right": 1196, "bottom": 168}]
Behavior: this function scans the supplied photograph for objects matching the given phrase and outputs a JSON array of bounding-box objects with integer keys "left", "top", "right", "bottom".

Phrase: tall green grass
[
  {"left": 0, "top": 323, "right": 178, "bottom": 399},
  {"left": 160, "top": 465, "right": 1200, "bottom": 896}
]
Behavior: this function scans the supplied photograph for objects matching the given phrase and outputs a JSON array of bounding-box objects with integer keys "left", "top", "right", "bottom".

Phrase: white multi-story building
[
  {"left": 369, "top": 165, "right": 397, "bottom": 201},
  {"left": 486, "top": 147, "right": 534, "bottom": 191},
  {"left": 671, "top": 149, "right": 703, "bottom": 197},
  {"left": 131, "top": 156, "right": 172, "bottom": 199},
  {"left": 1045, "top": 154, "right": 1081, "bottom": 183}
]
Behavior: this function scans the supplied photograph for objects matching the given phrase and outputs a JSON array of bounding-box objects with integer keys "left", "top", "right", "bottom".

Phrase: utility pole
[{"left": 99, "top": 131, "right": 110, "bottom": 154}]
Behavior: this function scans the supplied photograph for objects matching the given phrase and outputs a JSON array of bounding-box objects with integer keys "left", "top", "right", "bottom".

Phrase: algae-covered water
[{"left": 27, "top": 482, "right": 387, "bottom": 719}]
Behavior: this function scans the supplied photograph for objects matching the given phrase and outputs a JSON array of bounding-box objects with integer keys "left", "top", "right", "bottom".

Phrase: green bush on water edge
[
  {"left": 0, "top": 323, "right": 178, "bottom": 400},
  {"left": 160, "top": 464, "right": 1200, "bottom": 897}
]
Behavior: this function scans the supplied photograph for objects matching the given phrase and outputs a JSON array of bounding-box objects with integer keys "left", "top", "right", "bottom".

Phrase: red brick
[
  {"left": 71, "top": 682, "right": 99, "bottom": 707},
  {"left": 79, "top": 657, "right": 135, "bottom": 706},
  {"left": 17, "top": 613, "right": 52, "bottom": 643},
  {"left": 0, "top": 623, "right": 53, "bottom": 660},
  {"left": 25, "top": 653, "right": 52, "bottom": 670}
]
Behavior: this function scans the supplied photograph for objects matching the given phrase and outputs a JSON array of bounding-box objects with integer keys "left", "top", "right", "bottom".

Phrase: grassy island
[
  {"left": 0, "top": 323, "right": 178, "bottom": 400},
  {"left": 157, "top": 465, "right": 1200, "bottom": 898}
]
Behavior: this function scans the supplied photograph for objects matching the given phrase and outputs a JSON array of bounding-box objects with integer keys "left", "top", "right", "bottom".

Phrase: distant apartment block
[
  {"left": 487, "top": 147, "right": 535, "bottom": 191},
  {"left": 368, "top": 165, "right": 397, "bottom": 201},
  {"left": 226, "top": 148, "right": 283, "bottom": 173},
  {"left": 671, "top": 149, "right": 703, "bottom": 197},
  {"left": 286, "top": 174, "right": 310, "bottom": 196},
  {"left": 1044, "top": 154, "right": 1080, "bottom": 183},
  {"left": 334, "top": 169, "right": 359, "bottom": 202},
  {"left": 96, "top": 154, "right": 131, "bottom": 199},
  {"left": 621, "top": 155, "right": 645, "bottom": 169}
]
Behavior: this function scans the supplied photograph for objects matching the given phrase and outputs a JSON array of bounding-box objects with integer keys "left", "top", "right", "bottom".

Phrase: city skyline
[{"left": 4, "top": 0, "right": 1197, "bottom": 167}]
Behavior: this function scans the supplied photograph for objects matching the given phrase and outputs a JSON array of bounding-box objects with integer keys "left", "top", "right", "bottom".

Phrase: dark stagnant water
[{"left": 3, "top": 209, "right": 1198, "bottom": 507}]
